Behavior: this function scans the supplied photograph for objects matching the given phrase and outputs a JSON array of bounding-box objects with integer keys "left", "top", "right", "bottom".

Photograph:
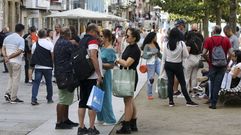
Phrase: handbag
[
  {"left": 112, "top": 69, "right": 136, "bottom": 97},
  {"left": 55, "top": 72, "right": 79, "bottom": 92},
  {"left": 87, "top": 85, "right": 105, "bottom": 112},
  {"left": 157, "top": 77, "right": 168, "bottom": 99},
  {"left": 139, "top": 58, "right": 147, "bottom": 73},
  {"left": 198, "top": 60, "right": 204, "bottom": 68}
]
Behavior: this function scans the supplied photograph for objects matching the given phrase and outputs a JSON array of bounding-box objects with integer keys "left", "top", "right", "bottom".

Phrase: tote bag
[
  {"left": 87, "top": 86, "right": 105, "bottom": 112},
  {"left": 157, "top": 77, "right": 168, "bottom": 99},
  {"left": 112, "top": 69, "right": 136, "bottom": 97}
]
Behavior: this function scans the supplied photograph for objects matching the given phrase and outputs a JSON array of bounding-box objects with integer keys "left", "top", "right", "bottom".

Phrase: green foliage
[{"left": 150, "top": 0, "right": 241, "bottom": 24}]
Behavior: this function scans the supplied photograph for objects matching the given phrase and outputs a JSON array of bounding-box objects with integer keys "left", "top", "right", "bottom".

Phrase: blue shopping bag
[{"left": 87, "top": 86, "right": 105, "bottom": 112}]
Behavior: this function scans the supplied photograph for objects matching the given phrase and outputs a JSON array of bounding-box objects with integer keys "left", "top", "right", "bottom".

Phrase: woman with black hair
[
  {"left": 162, "top": 28, "right": 198, "bottom": 107},
  {"left": 221, "top": 50, "right": 241, "bottom": 89},
  {"left": 115, "top": 28, "right": 141, "bottom": 134},
  {"left": 141, "top": 32, "right": 162, "bottom": 99}
]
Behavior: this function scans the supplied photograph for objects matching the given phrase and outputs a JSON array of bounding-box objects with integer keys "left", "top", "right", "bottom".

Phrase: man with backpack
[
  {"left": 202, "top": 25, "right": 233, "bottom": 109},
  {"left": 54, "top": 27, "right": 79, "bottom": 129},
  {"left": 77, "top": 23, "right": 103, "bottom": 135},
  {"left": 30, "top": 29, "right": 53, "bottom": 105}
]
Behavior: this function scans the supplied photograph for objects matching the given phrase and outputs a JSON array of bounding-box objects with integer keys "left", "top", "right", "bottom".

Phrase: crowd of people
[{"left": 0, "top": 20, "right": 241, "bottom": 135}]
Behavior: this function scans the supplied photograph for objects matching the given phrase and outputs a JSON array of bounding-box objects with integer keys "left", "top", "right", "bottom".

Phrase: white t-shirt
[
  {"left": 87, "top": 43, "right": 103, "bottom": 79},
  {"left": 162, "top": 41, "right": 189, "bottom": 63},
  {"left": 32, "top": 38, "right": 54, "bottom": 69},
  {"left": 3, "top": 33, "right": 25, "bottom": 65},
  {"left": 231, "top": 63, "right": 241, "bottom": 78}
]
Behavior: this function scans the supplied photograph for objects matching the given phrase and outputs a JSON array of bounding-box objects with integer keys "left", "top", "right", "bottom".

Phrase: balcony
[{"left": 24, "top": 0, "right": 50, "bottom": 9}]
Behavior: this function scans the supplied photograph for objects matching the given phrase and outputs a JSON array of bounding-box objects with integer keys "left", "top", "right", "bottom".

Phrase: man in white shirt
[
  {"left": 30, "top": 29, "right": 54, "bottom": 105},
  {"left": 2, "top": 24, "right": 25, "bottom": 103}
]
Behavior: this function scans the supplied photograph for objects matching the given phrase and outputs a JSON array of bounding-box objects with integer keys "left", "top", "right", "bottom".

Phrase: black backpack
[{"left": 71, "top": 35, "right": 95, "bottom": 83}]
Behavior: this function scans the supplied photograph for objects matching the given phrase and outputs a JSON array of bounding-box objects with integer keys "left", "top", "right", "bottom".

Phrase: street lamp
[{"left": 153, "top": 5, "right": 161, "bottom": 30}]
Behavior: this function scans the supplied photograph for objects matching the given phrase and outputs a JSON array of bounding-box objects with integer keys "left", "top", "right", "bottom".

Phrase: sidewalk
[
  {"left": 0, "top": 65, "right": 146, "bottom": 135},
  {"left": 110, "top": 81, "right": 241, "bottom": 135}
]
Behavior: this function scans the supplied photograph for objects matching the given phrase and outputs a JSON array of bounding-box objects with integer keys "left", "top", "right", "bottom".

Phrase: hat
[{"left": 175, "top": 19, "right": 185, "bottom": 27}]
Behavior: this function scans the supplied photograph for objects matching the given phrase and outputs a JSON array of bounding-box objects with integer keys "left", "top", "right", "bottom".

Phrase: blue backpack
[{"left": 211, "top": 37, "right": 227, "bottom": 67}]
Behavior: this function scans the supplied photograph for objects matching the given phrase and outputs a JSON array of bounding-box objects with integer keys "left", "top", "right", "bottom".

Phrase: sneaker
[
  {"left": 55, "top": 122, "right": 73, "bottom": 129},
  {"left": 47, "top": 100, "right": 54, "bottom": 104},
  {"left": 88, "top": 127, "right": 100, "bottom": 135},
  {"left": 31, "top": 101, "right": 39, "bottom": 105},
  {"left": 10, "top": 98, "right": 24, "bottom": 104},
  {"left": 173, "top": 90, "right": 181, "bottom": 96},
  {"left": 27, "top": 81, "right": 33, "bottom": 85},
  {"left": 186, "top": 101, "right": 198, "bottom": 107},
  {"left": 2, "top": 71, "right": 8, "bottom": 73},
  {"left": 147, "top": 96, "right": 154, "bottom": 100},
  {"left": 4, "top": 93, "right": 11, "bottom": 102},
  {"left": 193, "top": 86, "right": 204, "bottom": 92},
  {"left": 169, "top": 102, "right": 175, "bottom": 107},
  {"left": 198, "top": 93, "right": 207, "bottom": 99},
  {"left": 102, "top": 122, "right": 115, "bottom": 126},
  {"left": 209, "top": 105, "right": 216, "bottom": 109},
  {"left": 177, "top": 94, "right": 184, "bottom": 98},
  {"left": 64, "top": 119, "right": 79, "bottom": 127},
  {"left": 77, "top": 127, "right": 89, "bottom": 135}
]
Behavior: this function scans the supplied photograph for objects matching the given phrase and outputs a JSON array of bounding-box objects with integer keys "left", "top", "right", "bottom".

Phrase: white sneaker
[
  {"left": 193, "top": 86, "right": 203, "bottom": 92},
  {"left": 177, "top": 94, "right": 184, "bottom": 98}
]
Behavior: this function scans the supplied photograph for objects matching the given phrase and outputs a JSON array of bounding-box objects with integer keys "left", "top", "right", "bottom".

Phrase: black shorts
[{"left": 78, "top": 79, "right": 97, "bottom": 108}]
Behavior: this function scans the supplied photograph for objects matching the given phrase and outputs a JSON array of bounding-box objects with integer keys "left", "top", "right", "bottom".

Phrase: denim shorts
[{"left": 58, "top": 89, "right": 74, "bottom": 105}]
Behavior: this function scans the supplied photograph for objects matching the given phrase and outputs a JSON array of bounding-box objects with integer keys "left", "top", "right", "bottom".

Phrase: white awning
[{"left": 46, "top": 8, "right": 126, "bottom": 21}]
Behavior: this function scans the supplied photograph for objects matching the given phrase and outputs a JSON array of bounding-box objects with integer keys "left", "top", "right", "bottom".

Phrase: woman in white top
[
  {"left": 141, "top": 32, "right": 162, "bottom": 100},
  {"left": 162, "top": 28, "right": 198, "bottom": 107},
  {"left": 221, "top": 50, "right": 241, "bottom": 89}
]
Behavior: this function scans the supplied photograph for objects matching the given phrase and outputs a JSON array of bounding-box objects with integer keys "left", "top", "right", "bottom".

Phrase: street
[{"left": 0, "top": 63, "right": 146, "bottom": 135}]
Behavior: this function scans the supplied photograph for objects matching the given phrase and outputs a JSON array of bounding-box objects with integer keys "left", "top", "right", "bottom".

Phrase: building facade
[
  {"left": 0, "top": 0, "right": 3, "bottom": 29},
  {"left": 1, "top": 0, "right": 109, "bottom": 31},
  {"left": 2, "top": 0, "right": 21, "bottom": 31}
]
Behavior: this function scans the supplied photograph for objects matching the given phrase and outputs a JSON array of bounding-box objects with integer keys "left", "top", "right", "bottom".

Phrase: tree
[
  {"left": 150, "top": 0, "right": 241, "bottom": 38},
  {"left": 229, "top": 0, "right": 237, "bottom": 33}
]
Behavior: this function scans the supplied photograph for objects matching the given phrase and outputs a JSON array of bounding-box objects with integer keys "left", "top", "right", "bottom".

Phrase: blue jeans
[
  {"left": 32, "top": 69, "right": 53, "bottom": 102},
  {"left": 147, "top": 59, "right": 160, "bottom": 96},
  {"left": 209, "top": 67, "right": 226, "bottom": 106}
]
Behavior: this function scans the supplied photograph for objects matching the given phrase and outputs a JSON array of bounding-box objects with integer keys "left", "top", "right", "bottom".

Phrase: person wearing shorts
[{"left": 54, "top": 27, "right": 79, "bottom": 129}]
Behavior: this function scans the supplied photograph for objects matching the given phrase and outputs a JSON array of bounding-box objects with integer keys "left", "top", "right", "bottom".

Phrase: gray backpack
[{"left": 211, "top": 37, "right": 227, "bottom": 67}]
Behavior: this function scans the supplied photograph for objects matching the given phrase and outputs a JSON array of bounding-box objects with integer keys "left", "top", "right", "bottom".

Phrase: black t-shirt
[
  {"left": 186, "top": 32, "right": 203, "bottom": 55},
  {"left": 121, "top": 43, "right": 141, "bottom": 70}
]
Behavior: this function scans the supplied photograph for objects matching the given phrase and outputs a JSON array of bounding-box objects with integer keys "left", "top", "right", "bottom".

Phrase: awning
[{"left": 46, "top": 8, "right": 126, "bottom": 21}]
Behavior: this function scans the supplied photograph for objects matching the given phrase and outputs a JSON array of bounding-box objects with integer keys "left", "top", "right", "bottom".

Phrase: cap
[{"left": 175, "top": 19, "right": 185, "bottom": 27}]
